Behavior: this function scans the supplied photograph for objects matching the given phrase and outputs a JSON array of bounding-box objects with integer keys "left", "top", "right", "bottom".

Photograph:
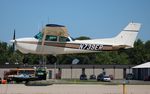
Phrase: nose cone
[{"left": 10, "top": 37, "right": 38, "bottom": 54}]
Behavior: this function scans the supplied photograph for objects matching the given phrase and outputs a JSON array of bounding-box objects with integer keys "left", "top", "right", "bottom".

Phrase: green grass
[{"left": 52, "top": 79, "right": 115, "bottom": 85}]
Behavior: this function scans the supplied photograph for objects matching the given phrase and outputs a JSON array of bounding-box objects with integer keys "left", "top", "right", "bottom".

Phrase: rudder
[{"left": 114, "top": 22, "right": 141, "bottom": 48}]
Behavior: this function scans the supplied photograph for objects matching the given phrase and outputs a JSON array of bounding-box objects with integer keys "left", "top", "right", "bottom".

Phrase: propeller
[
  {"left": 13, "top": 29, "right": 16, "bottom": 51},
  {"left": 10, "top": 29, "right": 16, "bottom": 52}
]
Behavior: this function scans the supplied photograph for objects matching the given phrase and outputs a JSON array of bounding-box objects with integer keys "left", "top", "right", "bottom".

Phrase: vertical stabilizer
[{"left": 114, "top": 22, "right": 141, "bottom": 48}]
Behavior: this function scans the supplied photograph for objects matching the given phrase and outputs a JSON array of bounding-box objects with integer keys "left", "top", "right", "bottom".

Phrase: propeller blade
[
  {"left": 12, "top": 29, "right": 16, "bottom": 52},
  {"left": 13, "top": 29, "right": 16, "bottom": 40}
]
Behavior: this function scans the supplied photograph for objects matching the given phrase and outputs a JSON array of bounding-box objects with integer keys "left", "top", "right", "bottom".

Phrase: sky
[{"left": 0, "top": 0, "right": 150, "bottom": 43}]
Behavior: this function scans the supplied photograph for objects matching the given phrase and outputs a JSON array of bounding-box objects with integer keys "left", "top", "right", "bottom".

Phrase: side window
[
  {"left": 45, "top": 35, "right": 57, "bottom": 41},
  {"left": 59, "top": 36, "right": 70, "bottom": 42},
  {"left": 59, "top": 36, "right": 67, "bottom": 42},
  {"left": 66, "top": 38, "right": 70, "bottom": 41}
]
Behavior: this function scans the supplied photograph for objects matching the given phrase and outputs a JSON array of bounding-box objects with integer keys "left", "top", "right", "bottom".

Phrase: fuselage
[
  {"left": 14, "top": 36, "right": 124, "bottom": 55},
  {"left": 11, "top": 23, "right": 141, "bottom": 55},
  {"left": 14, "top": 37, "right": 101, "bottom": 55}
]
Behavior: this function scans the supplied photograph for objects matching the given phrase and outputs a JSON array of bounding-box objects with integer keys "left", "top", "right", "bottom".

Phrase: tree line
[{"left": 0, "top": 37, "right": 150, "bottom": 65}]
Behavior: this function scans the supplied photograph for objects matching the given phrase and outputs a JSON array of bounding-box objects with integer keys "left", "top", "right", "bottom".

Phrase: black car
[
  {"left": 126, "top": 73, "right": 134, "bottom": 80},
  {"left": 80, "top": 74, "right": 87, "bottom": 80},
  {"left": 97, "top": 73, "right": 104, "bottom": 81}
]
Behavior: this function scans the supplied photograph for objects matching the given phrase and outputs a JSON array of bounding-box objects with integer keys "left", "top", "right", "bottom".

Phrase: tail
[{"left": 114, "top": 22, "right": 141, "bottom": 48}]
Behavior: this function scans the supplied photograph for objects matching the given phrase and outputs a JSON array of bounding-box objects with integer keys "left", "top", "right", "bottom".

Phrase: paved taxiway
[{"left": 0, "top": 84, "right": 150, "bottom": 94}]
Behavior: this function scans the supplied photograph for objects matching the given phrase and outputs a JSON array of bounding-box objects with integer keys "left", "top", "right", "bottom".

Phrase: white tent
[{"left": 132, "top": 62, "right": 150, "bottom": 68}]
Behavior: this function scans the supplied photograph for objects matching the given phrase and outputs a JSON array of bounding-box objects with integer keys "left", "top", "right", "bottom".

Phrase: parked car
[
  {"left": 97, "top": 74, "right": 111, "bottom": 82},
  {"left": 80, "top": 74, "right": 87, "bottom": 80},
  {"left": 109, "top": 75, "right": 114, "bottom": 80},
  {"left": 90, "top": 74, "right": 96, "bottom": 80},
  {"left": 97, "top": 73, "right": 104, "bottom": 81},
  {"left": 126, "top": 73, "right": 134, "bottom": 80},
  {"left": 102, "top": 76, "right": 111, "bottom": 82}
]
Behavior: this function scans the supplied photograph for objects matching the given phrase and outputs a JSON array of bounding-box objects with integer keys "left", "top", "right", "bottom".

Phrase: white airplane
[{"left": 11, "top": 22, "right": 141, "bottom": 55}]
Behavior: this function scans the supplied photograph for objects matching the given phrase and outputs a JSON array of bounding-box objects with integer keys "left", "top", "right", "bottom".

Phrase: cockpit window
[
  {"left": 34, "top": 32, "right": 43, "bottom": 40},
  {"left": 45, "top": 35, "right": 57, "bottom": 41}
]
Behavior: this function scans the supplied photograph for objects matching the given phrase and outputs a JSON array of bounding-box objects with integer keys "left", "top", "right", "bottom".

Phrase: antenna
[{"left": 131, "top": 20, "right": 133, "bottom": 23}]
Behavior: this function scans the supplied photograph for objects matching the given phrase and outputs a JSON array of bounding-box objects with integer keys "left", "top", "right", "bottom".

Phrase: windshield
[{"left": 34, "top": 32, "right": 43, "bottom": 40}]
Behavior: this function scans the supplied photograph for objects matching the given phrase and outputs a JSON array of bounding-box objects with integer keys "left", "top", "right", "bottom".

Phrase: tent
[{"left": 132, "top": 62, "right": 150, "bottom": 68}]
